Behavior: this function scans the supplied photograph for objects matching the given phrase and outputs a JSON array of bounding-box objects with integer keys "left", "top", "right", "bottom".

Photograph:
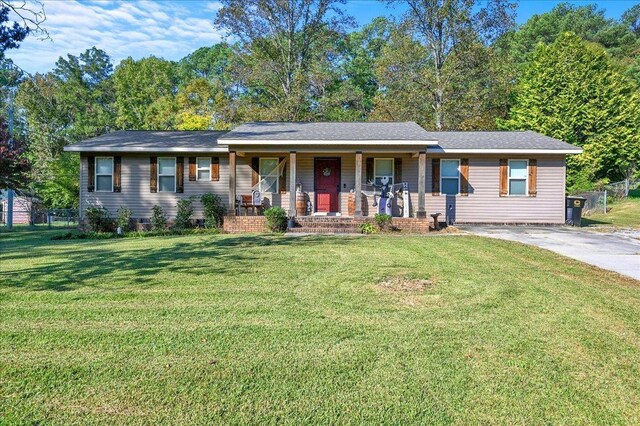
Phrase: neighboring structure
[
  {"left": 64, "top": 122, "right": 582, "bottom": 231},
  {"left": 0, "top": 193, "right": 41, "bottom": 225}
]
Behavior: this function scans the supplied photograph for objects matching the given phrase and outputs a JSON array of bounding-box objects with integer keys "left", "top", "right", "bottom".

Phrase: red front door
[{"left": 315, "top": 159, "right": 340, "bottom": 213}]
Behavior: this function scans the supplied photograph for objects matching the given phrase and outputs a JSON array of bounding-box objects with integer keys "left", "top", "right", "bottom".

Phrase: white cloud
[{"left": 6, "top": 0, "right": 225, "bottom": 74}]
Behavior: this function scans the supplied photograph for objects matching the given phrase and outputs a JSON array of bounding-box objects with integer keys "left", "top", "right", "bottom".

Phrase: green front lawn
[
  {"left": 583, "top": 189, "right": 640, "bottom": 228},
  {"left": 1, "top": 231, "right": 639, "bottom": 424}
]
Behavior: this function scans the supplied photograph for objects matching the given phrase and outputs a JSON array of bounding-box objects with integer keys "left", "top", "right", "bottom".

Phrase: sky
[{"left": 6, "top": 0, "right": 637, "bottom": 74}]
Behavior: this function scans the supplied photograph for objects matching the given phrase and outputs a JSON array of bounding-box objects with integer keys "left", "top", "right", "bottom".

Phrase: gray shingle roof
[
  {"left": 64, "top": 130, "right": 227, "bottom": 152},
  {"left": 219, "top": 121, "right": 434, "bottom": 142},
  {"left": 64, "top": 126, "right": 582, "bottom": 154},
  {"left": 424, "top": 130, "right": 581, "bottom": 152}
]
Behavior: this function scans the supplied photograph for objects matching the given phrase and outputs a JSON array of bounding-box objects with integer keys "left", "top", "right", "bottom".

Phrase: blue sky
[{"left": 7, "top": 0, "right": 636, "bottom": 74}]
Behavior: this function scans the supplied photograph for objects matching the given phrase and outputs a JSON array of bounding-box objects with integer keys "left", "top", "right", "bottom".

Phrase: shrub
[
  {"left": 116, "top": 206, "right": 133, "bottom": 231},
  {"left": 151, "top": 205, "right": 166, "bottom": 231},
  {"left": 374, "top": 213, "right": 393, "bottom": 230},
  {"left": 360, "top": 222, "right": 377, "bottom": 234},
  {"left": 264, "top": 207, "right": 287, "bottom": 232},
  {"left": 85, "top": 206, "right": 114, "bottom": 232},
  {"left": 201, "top": 193, "right": 225, "bottom": 228},
  {"left": 174, "top": 197, "right": 195, "bottom": 230}
]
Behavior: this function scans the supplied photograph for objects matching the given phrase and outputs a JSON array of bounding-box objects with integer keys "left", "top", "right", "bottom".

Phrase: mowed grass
[
  {"left": 583, "top": 189, "right": 640, "bottom": 228},
  {"left": 1, "top": 231, "right": 639, "bottom": 425}
]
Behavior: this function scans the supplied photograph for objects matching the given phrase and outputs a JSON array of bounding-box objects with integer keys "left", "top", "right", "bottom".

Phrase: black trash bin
[{"left": 566, "top": 196, "right": 586, "bottom": 226}]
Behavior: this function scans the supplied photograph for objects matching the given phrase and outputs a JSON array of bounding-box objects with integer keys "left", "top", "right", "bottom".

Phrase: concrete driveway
[{"left": 460, "top": 225, "right": 640, "bottom": 281}]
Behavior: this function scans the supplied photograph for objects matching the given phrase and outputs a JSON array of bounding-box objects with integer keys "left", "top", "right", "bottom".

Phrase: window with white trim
[
  {"left": 508, "top": 160, "right": 528, "bottom": 196},
  {"left": 441, "top": 159, "right": 460, "bottom": 195},
  {"left": 259, "top": 158, "right": 279, "bottom": 193},
  {"left": 374, "top": 158, "right": 394, "bottom": 186},
  {"left": 95, "top": 156, "right": 113, "bottom": 192},
  {"left": 196, "top": 157, "right": 210, "bottom": 181},
  {"left": 158, "top": 157, "right": 176, "bottom": 192}
]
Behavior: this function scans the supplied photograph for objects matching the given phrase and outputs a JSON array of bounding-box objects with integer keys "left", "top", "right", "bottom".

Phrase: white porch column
[
  {"left": 289, "top": 151, "right": 297, "bottom": 217},
  {"left": 417, "top": 151, "right": 427, "bottom": 218},
  {"left": 354, "top": 151, "right": 363, "bottom": 217},
  {"left": 228, "top": 150, "right": 236, "bottom": 216}
]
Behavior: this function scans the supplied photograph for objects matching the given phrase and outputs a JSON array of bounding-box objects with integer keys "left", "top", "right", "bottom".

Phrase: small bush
[
  {"left": 85, "top": 206, "right": 114, "bottom": 232},
  {"left": 360, "top": 222, "right": 377, "bottom": 234},
  {"left": 264, "top": 207, "right": 287, "bottom": 232},
  {"left": 374, "top": 213, "right": 393, "bottom": 230},
  {"left": 201, "top": 193, "right": 225, "bottom": 228},
  {"left": 116, "top": 207, "right": 133, "bottom": 231},
  {"left": 174, "top": 197, "right": 195, "bottom": 230},
  {"left": 151, "top": 205, "right": 167, "bottom": 231}
]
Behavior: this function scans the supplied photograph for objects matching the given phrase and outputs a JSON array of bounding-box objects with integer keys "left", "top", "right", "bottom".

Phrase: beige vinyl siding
[
  {"left": 424, "top": 155, "right": 566, "bottom": 224},
  {"left": 80, "top": 153, "right": 230, "bottom": 219},
  {"left": 79, "top": 152, "right": 567, "bottom": 224}
]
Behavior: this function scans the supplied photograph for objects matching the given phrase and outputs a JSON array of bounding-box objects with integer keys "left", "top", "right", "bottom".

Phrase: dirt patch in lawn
[{"left": 377, "top": 275, "right": 435, "bottom": 292}]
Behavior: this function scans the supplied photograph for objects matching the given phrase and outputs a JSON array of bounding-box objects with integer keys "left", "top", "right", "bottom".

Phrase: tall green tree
[
  {"left": 382, "top": 0, "right": 516, "bottom": 130},
  {"left": 215, "top": 0, "right": 354, "bottom": 120},
  {"left": 113, "top": 56, "right": 177, "bottom": 130},
  {"left": 506, "top": 3, "right": 639, "bottom": 64},
  {"left": 500, "top": 33, "right": 640, "bottom": 191}
]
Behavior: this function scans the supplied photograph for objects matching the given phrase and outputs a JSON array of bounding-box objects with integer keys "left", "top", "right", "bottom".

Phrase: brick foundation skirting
[
  {"left": 223, "top": 216, "right": 267, "bottom": 233},
  {"left": 222, "top": 215, "right": 431, "bottom": 234}
]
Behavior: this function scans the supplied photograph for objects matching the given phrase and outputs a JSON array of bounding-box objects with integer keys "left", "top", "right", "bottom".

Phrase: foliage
[
  {"left": 113, "top": 56, "right": 177, "bottom": 129},
  {"left": 264, "top": 207, "right": 287, "bottom": 232},
  {"left": 200, "top": 193, "right": 225, "bottom": 229},
  {"left": 0, "top": 3, "right": 29, "bottom": 59},
  {"left": 506, "top": 3, "right": 640, "bottom": 64},
  {"left": 174, "top": 198, "right": 195, "bottom": 230},
  {"left": 150, "top": 205, "right": 166, "bottom": 231},
  {"left": 116, "top": 206, "right": 133, "bottom": 231},
  {"left": 500, "top": 33, "right": 640, "bottom": 191},
  {"left": 215, "top": 0, "right": 354, "bottom": 120},
  {"left": 359, "top": 222, "right": 377, "bottom": 234},
  {"left": 0, "top": 116, "right": 30, "bottom": 190},
  {"left": 85, "top": 206, "right": 114, "bottom": 232},
  {"left": 380, "top": 0, "right": 516, "bottom": 130},
  {"left": 15, "top": 48, "right": 115, "bottom": 208},
  {"left": 34, "top": 152, "right": 79, "bottom": 209},
  {"left": 374, "top": 213, "right": 393, "bottom": 230}
]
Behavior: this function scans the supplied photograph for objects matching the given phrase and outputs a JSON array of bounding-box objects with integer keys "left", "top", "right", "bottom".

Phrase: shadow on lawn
[{"left": 0, "top": 234, "right": 354, "bottom": 292}]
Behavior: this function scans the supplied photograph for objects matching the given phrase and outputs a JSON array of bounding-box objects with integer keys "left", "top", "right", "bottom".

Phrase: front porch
[{"left": 226, "top": 150, "right": 429, "bottom": 220}]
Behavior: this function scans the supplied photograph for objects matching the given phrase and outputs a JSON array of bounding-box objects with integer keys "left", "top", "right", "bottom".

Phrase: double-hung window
[
  {"left": 374, "top": 158, "right": 394, "bottom": 186},
  {"left": 158, "top": 157, "right": 176, "bottom": 192},
  {"left": 441, "top": 159, "right": 460, "bottom": 195},
  {"left": 95, "top": 157, "right": 113, "bottom": 192},
  {"left": 259, "top": 158, "right": 279, "bottom": 193},
  {"left": 508, "top": 160, "right": 528, "bottom": 196},
  {"left": 196, "top": 157, "right": 210, "bottom": 181}
]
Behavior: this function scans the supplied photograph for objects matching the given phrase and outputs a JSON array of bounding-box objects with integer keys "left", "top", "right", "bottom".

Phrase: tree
[
  {"left": 623, "top": 4, "right": 640, "bottom": 37},
  {"left": 500, "top": 33, "right": 640, "bottom": 191},
  {"left": 175, "top": 78, "right": 234, "bottom": 130},
  {"left": 215, "top": 0, "right": 354, "bottom": 120},
  {"left": 507, "top": 3, "right": 639, "bottom": 64},
  {"left": 384, "top": 0, "right": 516, "bottom": 130},
  {"left": 0, "top": 116, "right": 29, "bottom": 190},
  {"left": 316, "top": 17, "right": 391, "bottom": 121},
  {"left": 16, "top": 48, "right": 115, "bottom": 208},
  {"left": 113, "top": 56, "right": 177, "bottom": 129}
]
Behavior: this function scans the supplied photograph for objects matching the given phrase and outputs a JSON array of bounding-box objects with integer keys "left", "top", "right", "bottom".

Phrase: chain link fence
[
  {"left": 0, "top": 208, "right": 79, "bottom": 230},
  {"left": 572, "top": 191, "right": 607, "bottom": 215},
  {"left": 604, "top": 178, "right": 640, "bottom": 200}
]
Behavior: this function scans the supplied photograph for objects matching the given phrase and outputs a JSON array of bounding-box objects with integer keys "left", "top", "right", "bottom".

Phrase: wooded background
[{"left": 1, "top": 0, "right": 639, "bottom": 209}]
